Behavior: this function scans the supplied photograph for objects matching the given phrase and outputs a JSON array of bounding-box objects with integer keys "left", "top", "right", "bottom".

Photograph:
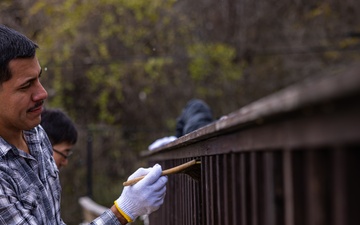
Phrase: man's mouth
[{"left": 27, "top": 100, "right": 44, "bottom": 112}]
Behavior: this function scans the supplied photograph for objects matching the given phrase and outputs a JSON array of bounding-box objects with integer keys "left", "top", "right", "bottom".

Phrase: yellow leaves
[
  {"left": 339, "top": 37, "right": 360, "bottom": 49},
  {"left": 186, "top": 42, "right": 245, "bottom": 98},
  {"left": 86, "top": 66, "right": 106, "bottom": 90},
  {"left": 305, "top": 3, "right": 332, "bottom": 20},
  {"left": 324, "top": 37, "right": 360, "bottom": 60},
  {"left": 121, "top": 0, "right": 173, "bottom": 22},
  {"left": 103, "top": 13, "right": 115, "bottom": 25},
  {"left": 121, "top": 27, "right": 149, "bottom": 47},
  {"left": 86, "top": 64, "right": 124, "bottom": 123},
  {"left": 187, "top": 43, "right": 243, "bottom": 81},
  {"left": 305, "top": 2, "right": 332, "bottom": 19},
  {"left": 98, "top": 91, "right": 115, "bottom": 123},
  {"left": 144, "top": 57, "right": 173, "bottom": 79},
  {"left": 29, "top": 1, "right": 47, "bottom": 15},
  {"left": 323, "top": 51, "right": 340, "bottom": 61},
  {"left": 98, "top": 43, "right": 110, "bottom": 59}
]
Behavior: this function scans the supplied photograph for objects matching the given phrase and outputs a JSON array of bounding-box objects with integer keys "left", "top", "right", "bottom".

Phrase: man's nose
[{"left": 32, "top": 81, "right": 48, "bottom": 101}]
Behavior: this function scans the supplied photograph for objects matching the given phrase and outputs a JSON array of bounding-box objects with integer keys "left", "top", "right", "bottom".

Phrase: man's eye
[{"left": 20, "top": 83, "right": 31, "bottom": 89}]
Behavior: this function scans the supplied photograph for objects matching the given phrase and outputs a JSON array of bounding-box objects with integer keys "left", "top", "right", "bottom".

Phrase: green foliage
[
  {"left": 31, "top": 0, "right": 185, "bottom": 125},
  {"left": 2, "top": 0, "right": 359, "bottom": 224},
  {"left": 187, "top": 43, "right": 244, "bottom": 98},
  {"left": 188, "top": 43, "right": 243, "bottom": 81},
  {"left": 144, "top": 57, "right": 173, "bottom": 79}
]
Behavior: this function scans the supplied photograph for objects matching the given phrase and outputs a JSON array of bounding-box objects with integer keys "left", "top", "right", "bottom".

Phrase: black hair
[
  {"left": 41, "top": 108, "right": 78, "bottom": 145},
  {"left": 0, "top": 24, "right": 38, "bottom": 84},
  {"left": 175, "top": 99, "right": 214, "bottom": 137}
]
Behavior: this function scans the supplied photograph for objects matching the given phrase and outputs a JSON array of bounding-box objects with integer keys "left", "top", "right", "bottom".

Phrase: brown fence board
[{"left": 141, "top": 65, "right": 360, "bottom": 225}]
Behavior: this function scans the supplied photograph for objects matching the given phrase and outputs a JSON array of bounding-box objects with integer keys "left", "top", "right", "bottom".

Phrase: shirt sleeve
[{"left": 89, "top": 209, "right": 122, "bottom": 225}]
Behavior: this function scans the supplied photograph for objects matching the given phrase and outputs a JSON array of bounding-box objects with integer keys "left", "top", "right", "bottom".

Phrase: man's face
[
  {"left": 52, "top": 142, "right": 74, "bottom": 169},
  {"left": 0, "top": 57, "right": 48, "bottom": 132}
]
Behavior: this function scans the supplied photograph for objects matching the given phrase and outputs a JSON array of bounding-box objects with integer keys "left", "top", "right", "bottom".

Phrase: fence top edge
[{"left": 142, "top": 64, "right": 360, "bottom": 157}]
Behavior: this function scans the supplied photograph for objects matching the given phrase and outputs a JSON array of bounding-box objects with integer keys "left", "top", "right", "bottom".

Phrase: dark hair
[
  {"left": 175, "top": 99, "right": 214, "bottom": 137},
  {"left": 41, "top": 108, "right": 78, "bottom": 145},
  {"left": 0, "top": 24, "right": 38, "bottom": 84}
]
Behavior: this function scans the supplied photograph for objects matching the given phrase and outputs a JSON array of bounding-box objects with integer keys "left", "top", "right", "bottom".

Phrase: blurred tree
[{"left": 1, "top": 0, "right": 360, "bottom": 224}]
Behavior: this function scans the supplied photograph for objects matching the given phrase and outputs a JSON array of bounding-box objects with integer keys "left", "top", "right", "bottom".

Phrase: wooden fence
[
  {"left": 79, "top": 65, "right": 359, "bottom": 225},
  {"left": 142, "top": 65, "right": 360, "bottom": 225}
]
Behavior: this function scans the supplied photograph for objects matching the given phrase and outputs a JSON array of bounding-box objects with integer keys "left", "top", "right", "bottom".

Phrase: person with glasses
[
  {"left": 0, "top": 24, "right": 167, "bottom": 225},
  {"left": 40, "top": 108, "right": 77, "bottom": 169}
]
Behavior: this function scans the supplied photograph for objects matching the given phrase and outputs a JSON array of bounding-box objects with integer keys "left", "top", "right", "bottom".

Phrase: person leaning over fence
[
  {"left": 41, "top": 108, "right": 78, "bottom": 170},
  {"left": 0, "top": 24, "right": 167, "bottom": 225},
  {"left": 148, "top": 98, "right": 215, "bottom": 150}
]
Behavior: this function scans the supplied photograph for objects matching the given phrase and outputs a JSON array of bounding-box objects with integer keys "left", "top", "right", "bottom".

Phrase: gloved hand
[
  {"left": 148, "top": 136, "right": 177, "bottom": 151},
  {"left": 114, "top": 164, "right": 167, "bottom": 222}
]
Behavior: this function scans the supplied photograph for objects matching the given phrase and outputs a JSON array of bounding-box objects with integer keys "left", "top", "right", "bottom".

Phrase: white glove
[
  {"left": 114, "top": 164, "right": 167, "bottom": 222},
  {"left": 148, "top": 136, "right": 177, "bottom": 150}
]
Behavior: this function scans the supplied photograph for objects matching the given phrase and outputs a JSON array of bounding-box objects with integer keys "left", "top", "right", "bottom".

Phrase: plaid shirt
[{"left": 0, "top": 126, "right": 121, "bottom": 225}]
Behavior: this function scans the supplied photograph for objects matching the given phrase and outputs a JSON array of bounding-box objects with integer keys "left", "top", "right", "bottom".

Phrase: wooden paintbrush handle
[{"left": 123, "top": 159, "right": 197, "bottom": 186}]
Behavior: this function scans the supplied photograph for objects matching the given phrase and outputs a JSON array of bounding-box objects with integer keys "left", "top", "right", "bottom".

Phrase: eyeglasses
[{"left": 53, "top": 148, "right": 73, "bottom": 159}]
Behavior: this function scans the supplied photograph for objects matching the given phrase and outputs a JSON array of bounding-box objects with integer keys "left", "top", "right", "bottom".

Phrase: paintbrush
[{"left": 123, "top": 159, "right": 201, "bottom": 186}]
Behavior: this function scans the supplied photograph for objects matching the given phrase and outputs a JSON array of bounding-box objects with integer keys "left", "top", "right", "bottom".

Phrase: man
[
  {"left": 175, "top": 98, "right": 214, "bottom": 137},
  {"left": 41, "top": 108, "right": 78, "bottom": 169},
  {"left": 149, "top": 98, "right": 214, "bottom": 150},
  {"left": 0, "top": 24, "right": 167, "bottom": 224}
]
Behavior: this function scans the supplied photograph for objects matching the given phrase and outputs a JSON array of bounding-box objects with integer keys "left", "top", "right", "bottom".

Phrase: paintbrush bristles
[{"left": 123, "top": 159, "right": 200, "bottom": 186}]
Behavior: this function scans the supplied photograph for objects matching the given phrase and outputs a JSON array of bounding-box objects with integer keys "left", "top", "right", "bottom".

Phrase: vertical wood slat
[
  {"left": 184, "top": 159, "right": 189, "bottom": 225},
  {"left": 263, "top": 152, "right": 275, "bottom": 225},
  {"left": 283, "top": 150, "right": 294, "bottom": 225},
  {"left": 345, "top": 147, "right": 360, "bottom": 225},
  {"left": 190, "top": 161, "right": 194, "bottom": 225},
  {"left": 274, "top": 152, "right": 285, "bottom": 225},
  {"left": 215, "top": 155, "right": 222, "bottom": 225},
  {"left": 194, "top": 174, "right": 200, "bottom": 225},
  {"left": 250, "top": 152, "right": 258, "bottom": 225},
  {"left": 182, "top": 159, "right": 186, "bottom": 224},
  {"left": 230, "top": 153, "right": 239, "bottom": 225},
  {"left": 211, "top": 155, "right": 215, "bottom": 225},
  {"left": 305, "top": 150, "right": 314, "bottom": 225},
  {"left": 201, "top": 156, "right": 207, "bottom": 225},
  {"left": 222, "top": 154, "right": 230, "bottom": 225},
  {"left": 306, "top": 150, "right": 323, "bottom": 225},
  {"left": 240, "top": 153, "right": 247, "bottom": 225},
  {"left": 332, "top": 148, "right": 346, "bottom": 225},
  {"left": 205, "top": 156, "right": 215, "bottom": 225}
]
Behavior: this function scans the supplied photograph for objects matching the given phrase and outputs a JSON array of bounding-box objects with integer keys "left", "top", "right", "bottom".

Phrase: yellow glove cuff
[{"left": 114, "top": 200, "right": 133, "bottom": 223}]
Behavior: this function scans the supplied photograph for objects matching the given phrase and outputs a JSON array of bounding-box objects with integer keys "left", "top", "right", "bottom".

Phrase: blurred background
[{"left": 1, "top": 0, "right": 359, "bottom": 224}]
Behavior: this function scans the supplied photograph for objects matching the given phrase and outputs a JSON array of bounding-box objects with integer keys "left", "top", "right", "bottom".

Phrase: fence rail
[{"left": 143, "top": 65, "right": 360, "bottom": 225}]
